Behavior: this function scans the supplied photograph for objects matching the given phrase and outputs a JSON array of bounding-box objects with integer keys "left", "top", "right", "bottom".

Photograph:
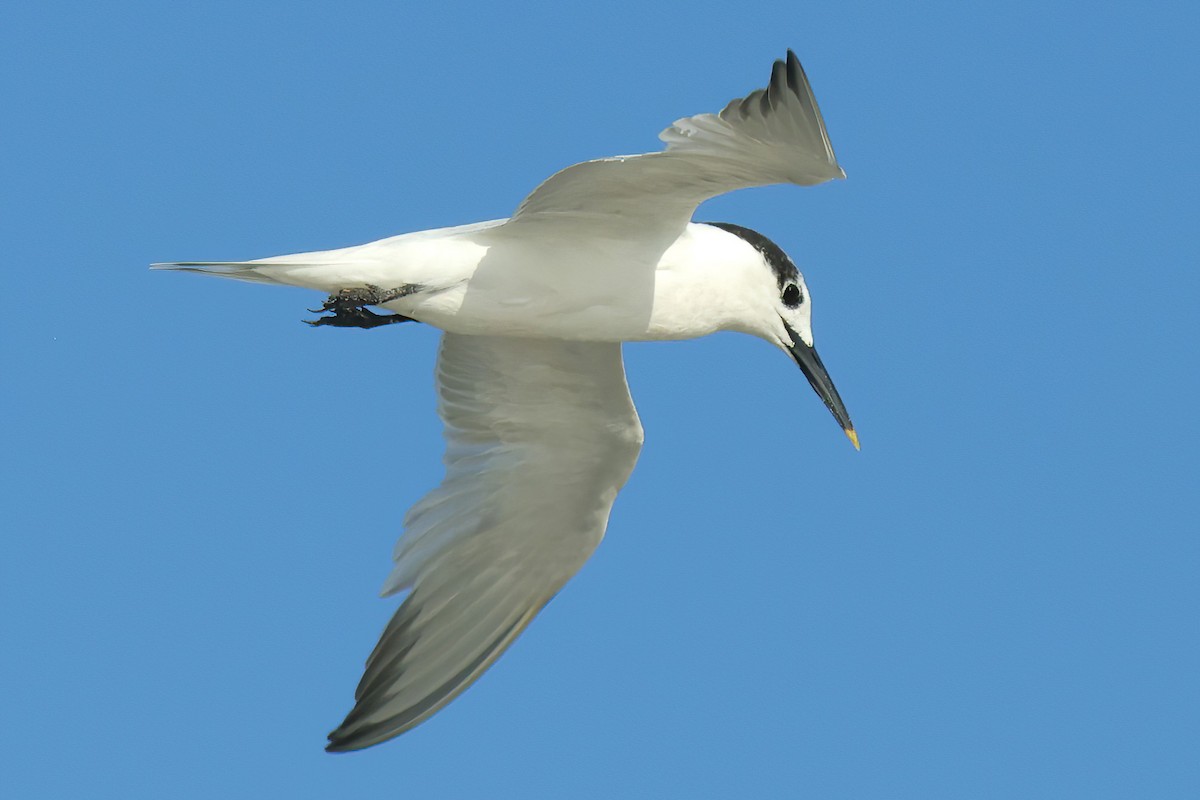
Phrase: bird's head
[{"left": 706, "top": 222, "right": 858, "bottom": 450}]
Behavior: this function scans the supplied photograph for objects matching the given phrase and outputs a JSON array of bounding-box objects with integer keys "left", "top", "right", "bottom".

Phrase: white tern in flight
[{"left": 156, "top": 50, "right": 857, "bottom": 751}]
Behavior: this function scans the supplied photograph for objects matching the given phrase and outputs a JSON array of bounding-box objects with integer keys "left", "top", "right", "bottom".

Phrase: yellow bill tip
[{"left": 844, "top": 428, "right": 860, "bottom": 451}]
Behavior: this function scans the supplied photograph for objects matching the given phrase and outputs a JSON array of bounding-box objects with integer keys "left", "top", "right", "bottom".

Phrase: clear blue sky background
[{"left": 2, "top": 2, "right": 1197, "bottom": 798}]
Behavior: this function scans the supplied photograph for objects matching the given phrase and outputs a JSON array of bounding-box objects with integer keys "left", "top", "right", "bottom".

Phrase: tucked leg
[{"left": 305, "top": 284, "right": 420, "bottom": 329}]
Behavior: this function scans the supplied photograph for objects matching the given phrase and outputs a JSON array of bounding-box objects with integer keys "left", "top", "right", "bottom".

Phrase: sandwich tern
[{"left": 155, "top": 50, "right": 856, "bottom": 751}]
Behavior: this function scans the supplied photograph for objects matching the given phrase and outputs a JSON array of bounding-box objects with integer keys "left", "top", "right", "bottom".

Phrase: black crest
[{"left": 703, "top": 222, "right": 799, "bottom": 289}]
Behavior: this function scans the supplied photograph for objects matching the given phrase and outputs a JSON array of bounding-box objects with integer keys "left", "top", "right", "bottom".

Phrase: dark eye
[{"left": 782, "top": 284, "right": 802, "bottom": 307}]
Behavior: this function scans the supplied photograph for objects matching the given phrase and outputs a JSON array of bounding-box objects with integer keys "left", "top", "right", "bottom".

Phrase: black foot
[{"left": 304, "top": 284, "right": 419, "bottom": 329}]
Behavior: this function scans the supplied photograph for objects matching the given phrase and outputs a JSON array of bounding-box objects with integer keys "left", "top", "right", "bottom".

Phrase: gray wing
[
  {"left": 503, "top": 50, "right": 843, "bottom": 240},
  {"left": 326, "top": 333, "right": 643, "bottom": 751}
]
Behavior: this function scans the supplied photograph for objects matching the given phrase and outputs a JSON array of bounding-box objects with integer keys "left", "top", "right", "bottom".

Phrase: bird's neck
[{"left": 642, "top": 223, "right": 770, "bottom": 341}]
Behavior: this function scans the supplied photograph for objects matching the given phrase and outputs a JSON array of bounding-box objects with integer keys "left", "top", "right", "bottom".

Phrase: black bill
[{"left": 786, "top": 325, "right": 859, "bottom": 449}]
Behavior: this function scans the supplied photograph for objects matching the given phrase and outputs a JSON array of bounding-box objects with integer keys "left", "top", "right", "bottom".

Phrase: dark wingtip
[
  {"left": 325, "top": 727, "right": 365, "bottom": 753},
  {"left": 768, "top": 54, "right": 788, "bottom": 111},
  {"left": 785, "top": 49, "right": 808, "bottom": 98}
]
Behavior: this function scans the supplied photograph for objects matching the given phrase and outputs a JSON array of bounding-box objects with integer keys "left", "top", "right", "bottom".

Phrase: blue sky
[{"left": 2, "top": 1, "right": 1197, "bottom": 797}]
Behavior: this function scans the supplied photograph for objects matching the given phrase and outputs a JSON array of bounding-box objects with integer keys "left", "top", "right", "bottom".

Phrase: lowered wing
[{"left": 326, "top": 333, "right": 643, "bottom": 751}]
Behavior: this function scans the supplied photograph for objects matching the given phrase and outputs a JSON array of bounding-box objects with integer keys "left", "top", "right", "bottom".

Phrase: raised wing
[
  {"left": 505, "top": 50, "right": 843, "bottom": 238},
  {"left": 326, "top": 333, "right": 643, "bottom": 751}
]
